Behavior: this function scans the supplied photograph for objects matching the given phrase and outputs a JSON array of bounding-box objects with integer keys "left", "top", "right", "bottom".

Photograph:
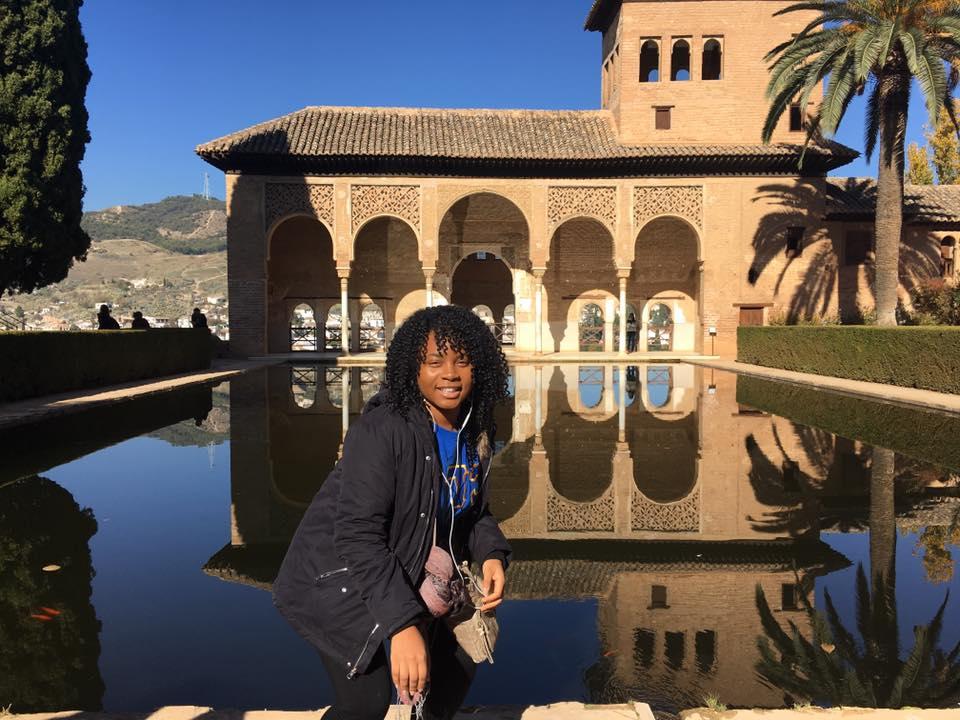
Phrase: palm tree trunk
[
  {"left": 869, "top": 446, "right": 896, "bottom": 589},
  {"left": 874, "top": 72, "right": 909, "bottom": 327}
]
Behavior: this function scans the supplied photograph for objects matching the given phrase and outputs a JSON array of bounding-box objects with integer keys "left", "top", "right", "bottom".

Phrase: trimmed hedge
[
  {"left": 0, "top": 329, "right": 211, "bottom": 403},
  {"left": 738, "top": 326, "right": 960, "bottom": 395},
  {"left": 737, "top": 375, "right": 960, "bottom": 471}
]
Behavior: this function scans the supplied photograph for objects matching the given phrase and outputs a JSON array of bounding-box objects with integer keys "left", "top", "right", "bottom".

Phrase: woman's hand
[
  {"left": 390, "top": 624, "right": 428, "bottom": 699},
  {"left": 479, "top": 558, "right": 505, "bottom": 612}
]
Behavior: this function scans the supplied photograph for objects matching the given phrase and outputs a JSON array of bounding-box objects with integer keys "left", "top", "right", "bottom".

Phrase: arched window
[
  {"left": 324, "top": 304, "right": 350, "bottom": 351},
  {"left": 942, "top": 236, "right": 956, "bottom": 278},
  {"left": 472, "top": 304, "right": 495, "bottom": 327},
  {"left": 290, "top": 366, "right": 317, "bottom": 409},
  {"left": 647, "top": 303, "right": 673, "bottom": 351},
  {"left": 578, "top": 303, "right": 604, "bottom": 351},
  {"left": 639, "top": 40, "right": 659, "bottom": 82},
  {"left": 325, "top": 367, "right": 344, "bottom": 408},
  {"left": 646, "top": 365, "right": 672, "bottom": 408},
  {"left": 290, "top": 303, "right": 317, "bottom": 351},
  {"left": 359, "top": 303, "right": 385, "bottom": 351},
  {"left": 671, "top": 40, "right": 690, "bottom": 81},
  {"left": 578, "top": 366, "right": 604, "bottom": 409},
  {"left": 702, "top": 39, "right": 722, "bottom": 80},
  {"left": 501, "top": 304, "right": 516, "bottom": 346}
]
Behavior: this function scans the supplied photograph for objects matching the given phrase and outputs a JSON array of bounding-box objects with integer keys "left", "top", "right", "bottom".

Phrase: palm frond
[
  {"left": 820, "top": 50, "right": 860, "bottom": 134},
  {"left": 865, "top": 79, "right": 882, "bottom": 159}
]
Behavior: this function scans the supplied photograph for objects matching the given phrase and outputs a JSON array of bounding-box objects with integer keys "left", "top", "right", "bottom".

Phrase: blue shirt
[{"left": 434, "top": 425, "right": 481, "bottom": 548}]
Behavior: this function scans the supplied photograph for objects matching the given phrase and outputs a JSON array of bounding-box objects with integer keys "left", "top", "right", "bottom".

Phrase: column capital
[
  {"left": 532, "top": 267, "right": 547, "bottom": 279},
  {"left": 422, "top": 265, "right": 436, "bottom": 279},
  {"left": 336, "top": 267, "right": 351, "bottom": 280},
  {"left": 617, "top": 268, "right": 631, "bottom": 281}
]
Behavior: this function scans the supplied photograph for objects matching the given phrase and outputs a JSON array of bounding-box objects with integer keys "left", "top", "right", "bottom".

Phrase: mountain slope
[{"left": 82, "top": 195, "right": 226, "bottom": 254}]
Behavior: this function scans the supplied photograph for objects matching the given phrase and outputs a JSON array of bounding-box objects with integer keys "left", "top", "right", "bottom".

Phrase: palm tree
[
  {"left": 755, "top": 565, "right": 960, "bottom": 706},
  {"left": 762, "top": 0, "right": 960, "bottom": 325}
]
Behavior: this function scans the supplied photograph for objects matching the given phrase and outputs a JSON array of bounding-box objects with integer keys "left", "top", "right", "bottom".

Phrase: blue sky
[{"left": 79, "top": 0, "right": 933, "bottom": 211}]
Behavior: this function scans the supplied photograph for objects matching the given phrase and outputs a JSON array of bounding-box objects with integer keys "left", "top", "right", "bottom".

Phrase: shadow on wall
[{"left": 749, "top": 180, "right": 943, "bottom": 322}]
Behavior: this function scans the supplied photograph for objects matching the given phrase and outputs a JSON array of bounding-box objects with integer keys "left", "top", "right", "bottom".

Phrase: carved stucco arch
[
  {"left": 547, "top": 185, "right": 618, "bottom": 236},
  {"left": 631, "top": 213, "right": 702, "bottom": 266},
  {"left": 631, "top": 185, "right": 703, "bottom": 263},
  {"left": 436, "top": 187, "right": 533, "bottom": 236},
  {"left": 350, "top": 214, "right": 422, "bottom": 269},
  {"left": 546, "top": 484, "right": 616, "bottom": 532},
  {"left": 265, "top": 183, "right": 336, "bottom": 250},
  {"left": 631, "top": 482, "right": 701, "bottom": 533},
  {"left": 349, "top": 184, "right": 422, "bottom": 261},
  {"left": 545, "top": 215, "right": 616, "bottom": 267}
]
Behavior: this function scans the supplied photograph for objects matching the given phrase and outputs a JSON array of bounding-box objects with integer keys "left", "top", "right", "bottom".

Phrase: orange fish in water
[
  {"left": 39, "top": 607, "right": 61, "bottom": 616},
  {"left": 30, "top": 614, "right": 53, "bottom": 622}
]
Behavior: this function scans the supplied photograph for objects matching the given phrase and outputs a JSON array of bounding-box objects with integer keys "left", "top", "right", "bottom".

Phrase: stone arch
[
  {"left": 437, "top": 189, "right": 532, "bottom": 236},
  {"left": 630, "top": 216, "right": 701, "bottom": 353},
  {"left": 437, "top": 193, "right": 530, "bottom": 319},
  {"left": 267, "top": 216, "right": 338, "bottom": 354},
  {"left": 452, "top": 252, "right": 515, "bottom": 326},
  {"left": 628, "top": 409, "right": 699, "bottom": 503},
  {"left": 543, "top": 365, "right": 616, "bottom": 502},
  {"left": 702, "top": 38, "right": 722, "bottom": 80},
  {"left": 352, "top": 216, "right": 423, "bottom": 346},
  {"left": 545, "top": 217, "right": 618, "bottom": 352}
]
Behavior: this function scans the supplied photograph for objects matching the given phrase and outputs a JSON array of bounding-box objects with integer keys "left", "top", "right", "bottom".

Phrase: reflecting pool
[{"left": 2, "top": 364, "right": 959, "bottom": 713}]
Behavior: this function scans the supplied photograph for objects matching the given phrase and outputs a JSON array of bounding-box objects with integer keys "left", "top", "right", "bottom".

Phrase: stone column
[
  {"left": 533, "top": 269, "right": 545, "bottom": 355},
  {"left": 341, "top": 368, "right": 350, "bottom": 438},
  {"left": 424, "top": 266, "right": 435, "bottom": 308},
  {"left": 618, "top": 364, "right": 626, "bottom": 443},
  {"left": 338, "top": 271, "right": 350, "bottom": 355},
  {"left": 534, "top": 364, "right": 543, "bottom": 444},
  {"left": 618, "top": 276, "right": 628, "bottom": 355}
]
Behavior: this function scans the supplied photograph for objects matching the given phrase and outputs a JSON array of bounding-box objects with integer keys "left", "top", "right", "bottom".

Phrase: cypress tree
[{"left": 0, "top": 0, "right": 91, "bottom": 295}]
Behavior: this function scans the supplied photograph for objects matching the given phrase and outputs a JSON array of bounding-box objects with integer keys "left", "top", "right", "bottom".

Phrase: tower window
[
  {"left": 655, "top": 106, "right": 671, "bottom": 130},
  {"left": 702, "top": 38, "right": 722, "bottom": 80},
  {"left": 650, "top": 584, "right": 669, "bottom": 608},
  {"left": 789, "top": 104, "right": 804, "bottom": 131},
  {"left": 786, "top": 226, "right": 804, "bottom": 258},
  {"left": 941, "top": 236, "right": 956, "bottom": 278},
  {"left": 781, "top": 583, "right": 800, "bottom": 610},
  {"left": 640, "top": 40, "right": 659, "bottom": 82},
  {"left": 671, "top": 39, "right": 690, "bottom": 81}
]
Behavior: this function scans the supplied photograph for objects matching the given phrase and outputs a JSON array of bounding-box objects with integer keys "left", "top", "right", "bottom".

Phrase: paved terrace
[{"left": 8, "top": 705, "right": 959, "bottom": 720}]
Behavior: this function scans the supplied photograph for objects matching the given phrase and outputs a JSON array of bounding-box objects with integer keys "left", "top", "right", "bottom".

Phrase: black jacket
[{"left": 272, "top": 391, "right": 512, "bottom": 678}]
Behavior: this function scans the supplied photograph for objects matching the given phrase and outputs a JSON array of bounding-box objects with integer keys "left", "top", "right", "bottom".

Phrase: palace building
[{"left": 197, "top": 0, "right": 960, "bottom": 359}]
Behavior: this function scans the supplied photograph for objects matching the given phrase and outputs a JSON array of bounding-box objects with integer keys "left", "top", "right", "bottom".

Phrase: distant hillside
[{"left": 82, "top": 195, "right": 226, "bottom": 254}]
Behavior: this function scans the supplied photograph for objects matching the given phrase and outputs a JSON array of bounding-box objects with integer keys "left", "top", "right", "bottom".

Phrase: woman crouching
[{"left": 273, "top": 305, "right": 512, "bottom": 720}]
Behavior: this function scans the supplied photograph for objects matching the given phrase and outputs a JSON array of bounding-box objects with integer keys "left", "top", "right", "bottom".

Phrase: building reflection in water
[{"left": 214, "top": 363, "right": 861, "bottom": 709}]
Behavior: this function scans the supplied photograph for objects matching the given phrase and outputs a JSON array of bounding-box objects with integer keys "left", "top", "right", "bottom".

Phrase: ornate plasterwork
[
  {"left": 265, "top": 183, "right": 335, "bottom": 232},
  {"left": 633, "top": 185, "right": 703, "bottom": 231},
  {"left": 351, "top": 184, "right": 421, "bottom": 234},
  {"left": 547, "top": 487, "right": 615, "bottom": 532},
  {"left": 547, "top": 186, "right": 617, "bottom": 233},
  {"left": 631, "top": 487, "right": 701, "bottom": 532}
]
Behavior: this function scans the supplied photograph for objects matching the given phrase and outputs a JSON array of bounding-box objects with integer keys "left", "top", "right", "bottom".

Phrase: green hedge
[
  {"left": 737, "top": 375, "right": 960, "bottom": 471},
  {"left": 0, "top": 329, "right": 211, "bottom": 403},
  {"left": 738, "top": 326, "right": 960, "bottom": 394}
]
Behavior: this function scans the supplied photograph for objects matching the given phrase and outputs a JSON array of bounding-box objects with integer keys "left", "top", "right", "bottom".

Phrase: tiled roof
[
  {"left": 584, "top": 0, "right": 619, "bottom": 31},
  {"left": 827, "top": 176, "right": 960, "bottom": 223},
  {"left": 196, "top": 106, "right": 858, "bottom": 177}
]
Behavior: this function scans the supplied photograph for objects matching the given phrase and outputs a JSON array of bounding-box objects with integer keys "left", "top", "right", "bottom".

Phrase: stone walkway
[
  {"left": 689, "top": 359, "right": 960, "bottom": 416},
  {"left": 9, "top": 704, "right": 959, "bottom": 720},
  {"left": 0, "top": 358, "right": 280, "bottom": 430}
]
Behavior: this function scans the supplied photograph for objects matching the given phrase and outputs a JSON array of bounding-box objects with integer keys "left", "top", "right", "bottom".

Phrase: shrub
[
  {"left": 737, "top": 326, "right": 960, "bottom": 394},
  {"left": 0, "top": 329, "right": 211, "bottom": 402},
  {"left": 909, "top": 279, "right": 960, "bottom": 325}
]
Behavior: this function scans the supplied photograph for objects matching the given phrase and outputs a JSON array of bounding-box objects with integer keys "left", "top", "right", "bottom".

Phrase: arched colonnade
[{"left": 264, "top": 181, "right": 705, "bottom": 354}]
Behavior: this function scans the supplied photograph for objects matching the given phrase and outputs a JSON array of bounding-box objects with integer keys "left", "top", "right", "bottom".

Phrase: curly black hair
[{"left": 384, "top": 304, "right": 509, "bottom": 457}]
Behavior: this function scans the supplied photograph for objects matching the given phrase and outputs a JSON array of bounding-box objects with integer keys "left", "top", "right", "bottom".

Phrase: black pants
[{"left": 320, "top": 621, "right": 476, "bottom": 720}]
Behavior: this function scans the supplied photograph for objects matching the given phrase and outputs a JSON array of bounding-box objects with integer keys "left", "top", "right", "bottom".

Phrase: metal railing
[
  {"left": 492, "top": 322, "right": 515, "bottom": 346},
  {"left": 324, "top": 325, "right": 343, "bottom": 350},
  {"left": 359, "top": 325, "right": 385, "bottom": 351},
  {"left": 647, "top": 323, "right": 674, "bottom": 352},
  {"left": 290, "top": 326, "right": 318, "bottom": 351},
  {"left": 578, "top": 324, "right": 604, "bottom": 351}
]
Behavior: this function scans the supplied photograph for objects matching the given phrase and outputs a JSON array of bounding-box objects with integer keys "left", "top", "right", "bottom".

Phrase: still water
[{"left": 2, "top": 363, "right": 959, "bottom": 713}]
